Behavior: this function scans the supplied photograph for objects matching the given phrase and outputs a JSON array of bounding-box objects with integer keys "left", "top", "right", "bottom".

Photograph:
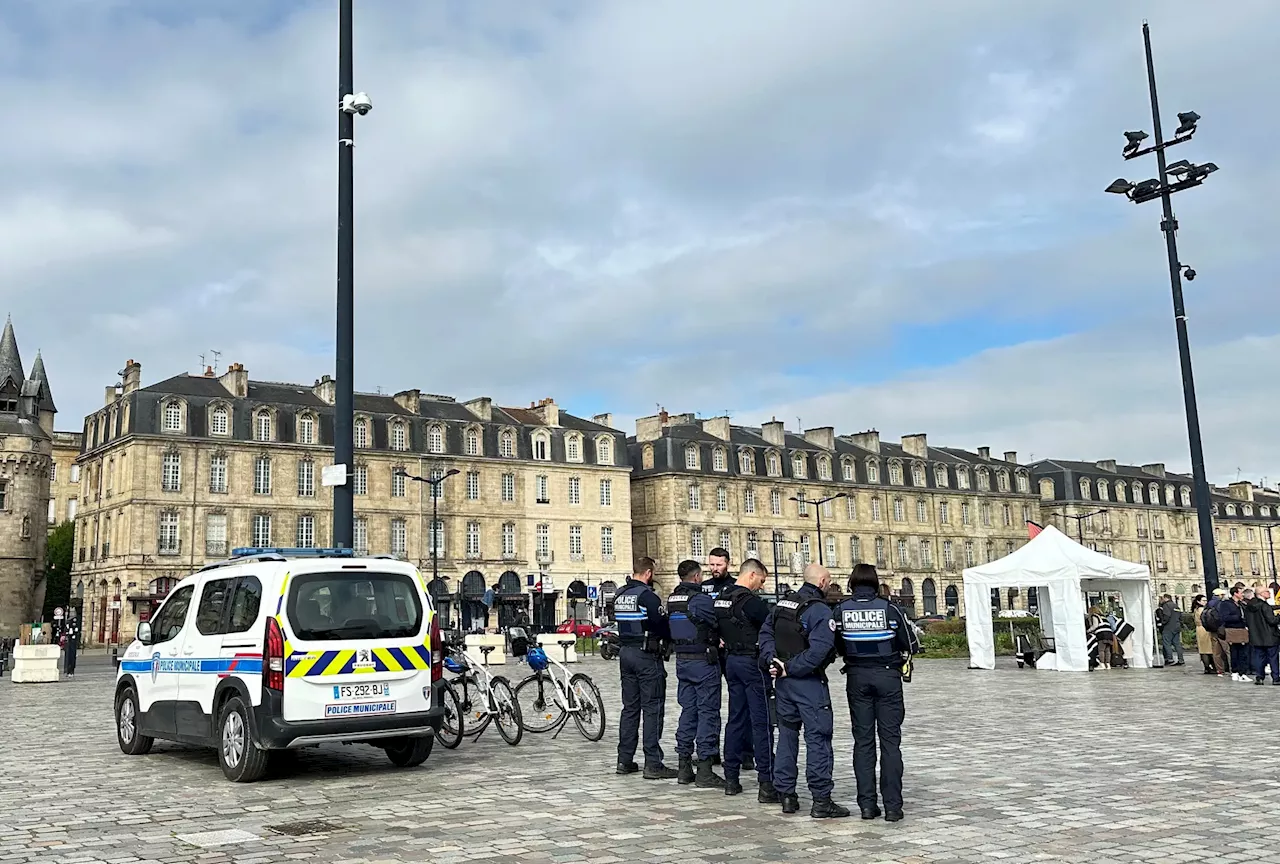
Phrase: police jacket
[
  {"left": 835, "top": 586, "right": 917, "bottom": 668},
  {"left": 714, "top": 583, "right": 770, "bottom": 656},
  {"left": 668, "top": 582, "right": 718, "bottom": 656},
  {"left": 759, "top": 583, "right": 836, "bottom": 679},
  {"left": 702, "top": 575, "right": 733, "bottom": 599},
  {"left": 613, "top": 578, "right": 668, "bottom": 648}
]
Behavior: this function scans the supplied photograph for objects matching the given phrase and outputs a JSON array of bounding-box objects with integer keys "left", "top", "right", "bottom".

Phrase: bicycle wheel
[
  {"left": 569, "top": 673, "right": 607, "bottom": 741},
  {"left": 514, "top": 672, "right": 566, "bottom": 733},
  {"left": 489, "top": 676, "right": 524, "bottom": 746},
  {"left": 435, "top": 681, "right": 464, "bottom": 749}
]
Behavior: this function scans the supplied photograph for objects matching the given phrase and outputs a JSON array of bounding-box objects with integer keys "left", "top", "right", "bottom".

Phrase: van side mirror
[{"left": 136, "top": 622, "right": 153, "bottom": 645}]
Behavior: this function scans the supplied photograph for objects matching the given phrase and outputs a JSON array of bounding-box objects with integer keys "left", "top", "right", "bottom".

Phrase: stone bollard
[{"left": 11, "top": 644, "right": 61, "bottom": 683}]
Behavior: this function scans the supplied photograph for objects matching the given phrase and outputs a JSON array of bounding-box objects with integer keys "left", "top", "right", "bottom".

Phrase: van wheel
[
  {"left": 218, "top": 695, "right": 269, "bottom": 782},
  {"left": 385, "top": 735, "right": 433, "bottom": 768},
  {"left": 116, "top": 687, "right": 154, "bottom": 755}
]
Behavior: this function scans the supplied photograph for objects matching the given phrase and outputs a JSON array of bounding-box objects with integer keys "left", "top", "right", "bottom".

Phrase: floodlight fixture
[
  {"left": 1166, "top": 159, "right": 1193, "bottom": 177},
  {"left": 1105, "top": 178, "right": 1135, "bottom": 195},
  {"left": 1175, "top": 111, "right": 1200, "bottom": 137}
]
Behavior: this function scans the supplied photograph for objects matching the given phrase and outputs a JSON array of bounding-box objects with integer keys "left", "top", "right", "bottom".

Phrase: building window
[
  {"left": 501, "top": 473, "right": 515, "bottom": 501},
  {"left": 980, "top": 503, "right": 992, "bottom": 526},
  {"left": 569, "top": 525, "right": 583, "bottom": 560},
  {"left": 964, "top": 540, "right": 976, "bottom": 567},
  {"left": 943, "top": 540, "right": 954, "bottom": 568},
  {"left": 850, "top": 536, "right": 862, "bottom": 563},
  {"left": 740, "top": 450, "right": 755, "bottom": 474},
  {"left": 205, "top": 513, "right": 227, "bottom": 556},
  {"left": 1016, "top": 473, "right": 1030, "bottom": 493},
  {"left": 158, "top": 511, "right": 180, "bottom": 555},
  {"left": 875, "top": 537, "right": 887, "bottom": 567},
  {"left": 1003, "top": 503, "right": 1012, "bottom": 527},
  {"left": 797, "top": 493, "right": 809, "bottom": 517},
  {"left": 427, "top": 468, "right": 444, "bottom": 500},
  {"left": 847, "top": 496, "right": 858, "bottom": 520},
  {"left": 161, "top": 451, "right": 181, "bottom": 492},
  {"left": 691, "top": 528, "right": 704, "bottom": 559},
  {"left": 746, "top": 530, "right": 760, "bottom": 557},
  {"left": 533, "top": 433, "right": 550, "bottom": 461},
  {"left": 716, "top": 486, "right": 728, "bottom": 512},
  {"left": 871, "top": 497, "right": 882, "bottom": 521},
  {"left": 466, "top": 428, "right": 481, "bottom": 456},
  {"left": 771, "top": 489, "right": 782, "bottom": 516},
  {"left": 163, "top": 401, "right": 182, "bottom": 432},
  {"left": 296, "top": 514, "right": 315, "bottom": 548},
  {"left": 719, "top": 529, "right": 732, "bottom": 552},
  {"left": 825, "top": 535, "right": 836, "bottom": 566},
  {"left": 390, "top": 518, "right": 406, "bottom": 557},
  {"left": 912, "top": 464, "right": 926, "bottom": 486},
  {"left": 745, "top": 488, "right": 756, "bottom": 514},
  {"left": 502, "top": 523, "right": 516, "bottom": 558},
  {"left": 792, "top": 453, "right": 807, "bottom": 479},
  {"left": 568, "top": 476, "right": 581, "bottom": 505},
  {"left": 390, "top": 467, "right": 405, "bottom": 498},
  {"left": 897, "top": 539, "right": 909, "bottom": 566},
  {"left": 390, "top": 422, "right": 407, "bottom": 451},
  {"left": 298, "top": 459, "right": 315, "bottom": 497},
  {"left": 209, "top": 453, "right": 227, "bottom": 493},
  {"left": 466, "top": 522, "right": 481, "bottom": 558},
  {"left": 255, "top": 410, "right": 272, "bottom": 442},
  {"left": 921, "top": 539, "right": 933, "bottom": 566},
  {"left": 685, "top": 445, "right": 699, "bottom": 470},
  {"left": 428, "top": 425, "right": 444, "bottom": 454},
  {"left": 566, "top": 434, "right": 581, "bottom": 462},
  {"left": 935, "top": 466, "right": 948, "bottom": 487},
  {"left": 354, "top": 418, "right": 368, "bottom": 448},
  {"left": 888, "top": 462, "right": 903, "bottom": 485},
  {"left": 961, "top": 502, "right": 972, "bottom": 525},
  {"left": 254, "top": 456, "right": 272, "bottom": 495},
  {"left": 688, "top": 484, "right": 701, "bottom": 510},
  {"left": 1181, "top": 487, "right": 1192, "bottom": 507},
  {"left": 800, "top": 535, "right": 812, "bottom": 565},
  {"left": 353, "top": 464, "right": 368, "bottom": 496},
  {"left": 955, "top": 469, "right": 969, "bottom": 490},
  {"left": 536, "top": 524, "right": 550, "bottom": 559},
  {"left": 712, "top": 448, "right": 727, "bottom": 472},
  {"left": 600, "top": 479, "right": 613, "bottom": 506},
  {"left": 939, "top": 500, "right": 950, "bottom": 523},
  {"left": 466, "top": 471, "right": 480, "bottom": 501},
  {"left": 767, "top": 452, "right": 781, "bottom": 477},
  {"left": 500, "top": 429, "right": 515, "bottom": 458},
  {"left": 429, "top": 520, "right": 444, "bottom": 555},
  {"left": 817, "top": 457, "right": 832, "bottom": 481},
  {"left": 916, "top": 499, "right": 928, "bottom": 523},
  {"left": 252, "top": 514, "right": 272, "bottom": 547},
  {"left": 299, "top": 414, "right": 316, "bottom": 445},
  {"left": 997, "top": 470, "right": 1010, "bottom": 493},
  {"left": 1187, "top": 547, "right": 1197, "bottom": 571},
  {"left": 597, "top": 436, "right": 613, "bottom": 466},
  {"left": 536, "top": 475, "right": 549, "bottom": 504},
  {"left": 354, "top": 517, "right": 368, "bottom": 556},
  {"left": 601, "top": 526, "right": 616, "bottom": 561},
  {"left": 892, "top": 498, "right": 905, "bottom": 522},
  {"left": 1006, "top": 540, "right": 1015, "bottom": 557}
]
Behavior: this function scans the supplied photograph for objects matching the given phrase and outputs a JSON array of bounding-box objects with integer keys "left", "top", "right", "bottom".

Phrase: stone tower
[{"left": 0, "top": 316, "right": 55, "bottom": 636}]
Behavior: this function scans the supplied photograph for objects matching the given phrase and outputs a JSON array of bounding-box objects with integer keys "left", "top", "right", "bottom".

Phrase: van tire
[
  {"left": 384, "top": 735, "right": 433, "bottom": 768},
  {"left": 116, "top": 686, "right": 154, "bottom": 756},
  {"left": 217, "top": 695, "right": 269, "bottom": 782}
]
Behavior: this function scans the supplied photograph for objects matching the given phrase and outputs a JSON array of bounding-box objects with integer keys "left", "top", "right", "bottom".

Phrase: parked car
[{"left": 555, "top": 619, "right": 600, "bottom": 638}]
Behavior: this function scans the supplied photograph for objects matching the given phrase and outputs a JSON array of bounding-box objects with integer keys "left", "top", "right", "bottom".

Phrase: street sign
[
  {"left": 321, "top": 464, "right": 347, "bottom": 487},
  {"left": 541, "top": 577, "right": 555, "bottom": 594},
  {"left": 53, "top": 607, "right": 64, "bottom": 620},
  {"left": 587, "top": 586, "right": 599, "bottom": 601}
]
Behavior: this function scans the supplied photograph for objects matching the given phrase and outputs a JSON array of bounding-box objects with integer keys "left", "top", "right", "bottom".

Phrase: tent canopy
[{"left": 963, "top": 525, "right": 1154, "bottom": 672}]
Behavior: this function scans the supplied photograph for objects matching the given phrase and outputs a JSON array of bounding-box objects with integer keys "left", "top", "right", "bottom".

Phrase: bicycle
[
  {"left": 511, "top": 636, "right": 607, "bottom": 741},
  {"left": 434, "top": 644, "right": 524, "bottom": 748}
]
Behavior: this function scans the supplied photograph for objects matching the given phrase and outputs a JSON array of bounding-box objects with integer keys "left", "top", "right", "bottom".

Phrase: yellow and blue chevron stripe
[{"left": 286, "top": 644, "right": 433, "bottom": 678}]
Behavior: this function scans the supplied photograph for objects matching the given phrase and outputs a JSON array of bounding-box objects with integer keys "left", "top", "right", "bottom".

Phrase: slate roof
[{"left": 0, "top": 315, "right": 24, "bottom": 389}]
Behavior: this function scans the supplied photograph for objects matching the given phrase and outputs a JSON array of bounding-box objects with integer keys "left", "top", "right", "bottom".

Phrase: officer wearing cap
[
  {"left": 703, "top": 547, "right": 754, "bottom": 771},
  {"left": 759, "top": 563, "right": 849, "bottom": 818},
  {"left": 615, "top": 556, "right": 677, "bottom": 779},
  {"left": 715, "top": 558, "right": 778, "bottom": 803},
  {"left": 669, "top": 559, "right": 724, "bottom": 788},
  {"left": 835, "top": 563, "right": 918, "bottom": 822}
]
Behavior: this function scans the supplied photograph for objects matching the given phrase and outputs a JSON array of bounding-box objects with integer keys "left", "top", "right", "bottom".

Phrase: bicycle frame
[
  {"left": 448, "top": 650, "right": 504, "bottom": 736},
  {"left": 523, "top": 654, "right": 584, "bottom": 738}
]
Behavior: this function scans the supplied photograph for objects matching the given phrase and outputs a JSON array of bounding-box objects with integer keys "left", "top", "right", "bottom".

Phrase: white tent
[{"left": 963, "top": 525, "right": 1155, "bottom": 672}]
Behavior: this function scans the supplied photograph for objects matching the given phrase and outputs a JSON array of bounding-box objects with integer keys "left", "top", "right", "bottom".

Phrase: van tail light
[
  {"left": 430, "top": 614, "right": 443, "bottom": 683},
  {"left": 265, "top": 617, "right": 285, "bottom": 691}
]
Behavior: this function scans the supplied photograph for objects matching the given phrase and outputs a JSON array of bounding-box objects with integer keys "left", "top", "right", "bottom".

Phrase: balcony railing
[
  {"left": 1137, "top": 529, "right": 1149, "bottom": 538},
  {"left": 158, "top": 539, "right": 182, "bottom": 556},
  {"left": 1153, "top": 530, "right": 1166, "bottom": 539},
  {"left": 602, "top": 553, "right": 615, "bottom": 563},
  {"left": 570, "top": 552, "right": 584, "bottom": 562},
  {"left": 206, "top": 540, "right": 228, "bottom": 557},
  {"left": 1157, "top": 562, "right": 1168, "bottom": 572},
  {"left": 537, "top": 550, "right": 555, "bottom": 563}
]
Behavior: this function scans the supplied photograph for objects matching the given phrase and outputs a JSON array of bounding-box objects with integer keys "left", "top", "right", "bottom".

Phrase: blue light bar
[{"left": 231, "top": 547, "right": 356, "bottom": 558}]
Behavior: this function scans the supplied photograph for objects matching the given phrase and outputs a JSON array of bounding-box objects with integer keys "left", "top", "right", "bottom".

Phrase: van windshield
[{"left": 285, "top": 572, "right": 423, "bottom": 641}]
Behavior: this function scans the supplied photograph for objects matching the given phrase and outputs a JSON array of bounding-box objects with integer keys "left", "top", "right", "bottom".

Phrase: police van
[{"left": 114, "top": 548, "right": 446, "bottom": 782}]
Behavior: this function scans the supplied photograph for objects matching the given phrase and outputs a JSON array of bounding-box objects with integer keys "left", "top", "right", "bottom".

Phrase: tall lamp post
[
  {"left": 769, "top": 531, "right": 803, "bottom": 598},
  {"left": 789, "top": 493, "right": 848, "bottom": 565},
  {"left": 1105, "top": 20, "right": 1220, "bottom": 593},
  {"left": 1265, "top": 523, "right": 1279, "bottom": 587},
  {"left": 395, "top": 468, "right": 459, "bottom": 594},
  {"left": 332, "top": 0, "right": 374, "bottom": 549},
  {"left": 1062, "top": 509, "right": 1107, "bottom": 545}
]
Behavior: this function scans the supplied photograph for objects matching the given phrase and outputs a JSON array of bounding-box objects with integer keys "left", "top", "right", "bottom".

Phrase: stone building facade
[
  {"left": 628, "top": 410, "right": 1041, "bottom": 616},
  {"left": 71, "top": 361, "right": 632, "bottom": 647},
  {"left": 0, "top": 318, "right": 55, "bottom": 636},
  {"left": 49, "top": 431, "right": 83, "bottom": 527}
]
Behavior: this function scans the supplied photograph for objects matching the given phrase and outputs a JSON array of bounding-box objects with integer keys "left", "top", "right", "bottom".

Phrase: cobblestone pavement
[{"left": 2, "top": 656, "right": 1278, "bottom": 864}]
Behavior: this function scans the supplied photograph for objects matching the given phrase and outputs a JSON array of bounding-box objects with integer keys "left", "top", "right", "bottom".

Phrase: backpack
[{"left": 1200, "top": 605, "right": 1221, "bottom": 633}]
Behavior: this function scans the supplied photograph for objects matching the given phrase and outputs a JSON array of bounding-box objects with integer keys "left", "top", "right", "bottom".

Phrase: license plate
[
  {"left": 324, "top": 701, "right": 396, "bottom": 717},
  {"left": 332, "top": 682, "right": 391, "bottom": 700}
]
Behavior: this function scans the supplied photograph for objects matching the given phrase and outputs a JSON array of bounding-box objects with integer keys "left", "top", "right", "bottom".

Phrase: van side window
[
  {"left": 151, "top": 586, "right": 195, "bottom": 645},
  {"left": 227, "top": 576, "right": 263, "bottom": 634},
  {"left": 196, "top": 578, "right": 236, "bottom": 635}
]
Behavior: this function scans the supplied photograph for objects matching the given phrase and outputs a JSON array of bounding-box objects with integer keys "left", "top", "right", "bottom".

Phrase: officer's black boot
[
  {"left": 616, "top": 761, "right": 639, "bottom": 775},
  {"left": 643, "top": 763, "right": 679, "bottom": 780},
  {"left": 724, "top": 776, "right": 743, "bottom": 796},
  {"left": 810, "top": 798, "right": 851, "bottom": 819},
  {"left": 757, "top": 781, "right": 780, "bottom": 804},
  {"left": 884, "top": 809, "right": 904, "bottom": 822},
  {"left": 742, "top": 753, "right": 755, "bottom": 772},
  {"left": 860, "top": 805, "right": 882, "bottom": 820},
  {"left": 780, "top": 793, "right": 800, "bottom": 814},
  {"left": 695, "top": 758, "right": 725, "bottom": 789},
  {"left": 676, "top": 755, "right": 696, "bottom": 785},
  {"left": 709, "top": 753, "right": 721, "bottom": 766}
]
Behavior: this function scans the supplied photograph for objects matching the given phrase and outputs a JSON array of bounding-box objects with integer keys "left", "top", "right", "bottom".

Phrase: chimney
[
  {"left": 592, "top": 412, "right": 615, "bottom": 429},
  {"left": 122, "top": 359, "right": 142, "bottom": 395},
  {"left": 1139, "top": 462, "right": 1166, "bottom": 478},
  {"left": 804, "top": 426, "right": 835, "bottom": 450},
  {"left": 1228, "top": 480, "right": 1255, "bottom": 502},
  {"left": 1095, "top": 459, "right": 1117, "bottom": 473},
  {"left": 103, "top": 386, "right": 119, "bottom": 407},
  {"left": 530, "top": 397, "right": 560, "bottom": 427},
  {"left": 203, "top": 366, "right": 214, "bottom": 378},
  {"left": 464, "top": 397, "right": 492, "bottom": 422},
  {"left": 1003, "top": 451, "right": 1018, "bottom": 464},
  {"left": 901, "top": 434, "right": 928, "bottom": 459},
  {"left": 635, "top": 410, "right": 668, "bottom": 442},
  {"left": 849, "top": 430, "right": 880, "bottom": 453},
  {"left": 393, "top": 388, "right": 421, "bottom": 414},
  {"left": 977, "top": 446, "right": 990, "bottom": 461},
  {"left": 702, "top": 416, "right": 731, "bottom": 441},
  {"left": 312, "top": 374, "right": 335, "bottom": 405},
  {"left": 761, "top": 418, "right": 786, "bottom": 447},
  {"left": 219, "top": 362, "right": 248, "bottom": 398}
]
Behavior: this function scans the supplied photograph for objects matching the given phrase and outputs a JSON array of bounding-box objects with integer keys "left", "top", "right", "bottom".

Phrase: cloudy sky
[{"left": 4, "top": 1, "right": 1277, "bottom": 483}]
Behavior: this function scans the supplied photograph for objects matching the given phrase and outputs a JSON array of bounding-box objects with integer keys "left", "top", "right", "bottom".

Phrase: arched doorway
[
  {"left": 899, "top": 578, "right": 916, "bottom": 616},
  {"left": 944, "top": 585, "right": 959, "bottom": 616},
  {"left": 879, "top": 582, "right": 891, "bottom": 600},
  {"left": 461, "top": 570, "right": 486, "bottom": 631},
  {"left": 496, "top": 570, "right": 525, "bottom": 628},
  {"left": 922, "top": 578, "right": 938, "bottom": 616},
  {"left": 567, "top": 580, "right": 590, "bottom": 621},
  {"left": 600, "top": 580, "right": 618, "bottom": 621}
]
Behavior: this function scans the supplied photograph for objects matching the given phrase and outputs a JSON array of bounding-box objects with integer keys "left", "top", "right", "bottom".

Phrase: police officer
[
  {"left": 615, "top": 556, "right": 677, "bottom": 779},
  {"left": 703, "top": 547, "right": 754, "bottom": 771},
  {"left": 835, "top": 563, "right": 918, "bottom": 822},
  {"left": 669, "top": 560, "right": 724, "bottom": 788},
  {"left": 715, "top": 558, "right": 778, "bottom": 803},
  {"left": 759, "top": 564, "right": 850, "bottom": 818},
  {"left": 63, "top": 612, "right": 80, "bottom": 677}
]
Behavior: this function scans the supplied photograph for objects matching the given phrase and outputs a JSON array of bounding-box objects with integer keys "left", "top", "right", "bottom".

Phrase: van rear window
[{"left": 286, "top": 572, "right": 423, "bottom": 641}]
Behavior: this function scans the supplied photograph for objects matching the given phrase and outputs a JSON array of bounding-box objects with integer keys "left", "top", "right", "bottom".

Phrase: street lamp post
[
  {"left": 1106, "top": 21, "right": 1220, "bottom": 593},
  {"left": 1265, "top": 524, "right": 1280, "bottom": 587},
  {"left": 769, "top": 531, "right": 803, "bottom": 598},
  {"left": 395, "top": 468, "right": 459, "bottom": 593},
  {"left": 1062, "top": 509, "right": 1107, "bottom": 545},
  {"left": 789, "top": 493, "right": 848, "bottom": 565}
]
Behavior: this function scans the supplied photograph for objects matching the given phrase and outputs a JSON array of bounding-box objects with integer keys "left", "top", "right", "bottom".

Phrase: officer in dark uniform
[
  {"left": 759, "top": 564, "right": 849, "bottom": 818},
  {"left": 715, "top": 558, "right": 778, "bottom": 803},
  {"left": 703, "top": 547, "right": 753, "bottom": 772},
  {"left": 615, "top": 556, "right": 677, "bottom": 779},
  {"left": 835, "top": 563, "right": 919, "bottom": 822},
  {"left": 63, "top": 612, "right": 80, "bottom": 676},
  {"left": 669, "top": 560, "right": 724, "bottom": 788}
]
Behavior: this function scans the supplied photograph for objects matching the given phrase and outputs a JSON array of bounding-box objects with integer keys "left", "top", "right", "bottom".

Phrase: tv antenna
[{"left": 209, "top": 349, "right": 222, "bottom": 374}]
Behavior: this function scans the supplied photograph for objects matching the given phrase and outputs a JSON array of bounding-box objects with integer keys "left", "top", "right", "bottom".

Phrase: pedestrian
[
  {"left": 714, "top": 558, "right": 778, "bottom": 803},
  {"left": 1191, "top": 594, "right": 1216, "bottom": 675},
  {"left": 614, "top": 556, "right": 677, "bottom": 779},
  {"left": 1243, "top": 586, "right": 1280, "bottom": 685},
  {"left": 703, "top": 547, "right": 753, "bottom": 771},
  {"left": 1205, "top": 588, "right": 1230, "bottom": 676},
  {"left": 834, "top": 563, "right": 918, "bottom": 823},
  {"left": 1157, "top": 594, "right": 1184, "bottom": 666},
  {"left": 759, "top": 563, "right": 849, "bottom": 818},
  {"left": 63, "top": 613, "right": 80, "bottom": 676},
  {"left": 1221, "top": 584, "right": 1251, "bottom": 681},
  {"left": 668, "top": 559, "right": 724, "bottom": 788},
  {"left": 1087, "top": 606, "right": 1114, "bottom": 670}
]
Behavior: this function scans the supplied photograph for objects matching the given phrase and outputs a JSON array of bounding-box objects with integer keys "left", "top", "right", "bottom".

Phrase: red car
[{"left": 555, "top": 619, "right": 600, "bottom": 638}]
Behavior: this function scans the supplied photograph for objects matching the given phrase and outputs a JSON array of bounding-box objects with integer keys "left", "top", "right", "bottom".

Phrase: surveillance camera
[
  {"left": 1183, "top": 268, "right": 1196, "bottom": 281},
  {"left": 341, "top": 92, "right": 373, "bottom": 115}
]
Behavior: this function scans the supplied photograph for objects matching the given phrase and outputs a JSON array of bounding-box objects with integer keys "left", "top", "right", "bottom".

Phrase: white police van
[{"left": 114, "top": 548, "right": 446, "bottom": 782}]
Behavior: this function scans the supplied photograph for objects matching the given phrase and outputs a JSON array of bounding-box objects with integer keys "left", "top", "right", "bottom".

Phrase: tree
[{"left": 42, "top": 520, "right": 75, "bottom": 620}]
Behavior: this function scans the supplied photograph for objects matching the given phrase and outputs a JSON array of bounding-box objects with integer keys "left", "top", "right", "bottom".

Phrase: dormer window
[
  {"left": 712, "top": 447, "right": 726, "bottom": 472},
  {"left": 956, "top": 468, "right": 970, "bottom": 490},
  {"left": 740, "top": 450, "right": 756, "bottom": 475},
  {"left": 354, "top": 417, "right": 369, "bottom": 448},
  {"left": 465, "top": 427, "right": 481, "bottom": 456},
  {"left": 817, "top": 456, "right": 831, "bottom": 481},
  {"left": 499, "top": 429, "right": 515, "bottom": 458},
  {"left": 766, "top": 451, "right": 781, "bottom": 477},
  {"left": 912, "top": 463, "right": 926, "bottom": 486},
  {"left": 532, "top": 431, "right": 551, "bottom": 461},
  {"left": 867, "top": 460, "right": 880, "bottom": 483},
  {"left": 997, "top": 470, "right": 1010, "bottom": 493},
  {"left": 1149, "top": 483, "right": 1160, "bottom": 504},
  {"left": 843, "top": 459, "right": 855, "bottom": 482},
  {"left": 976, "top": 469, "right": 990, "bottom": 492},
  {"left": 1226, "top": 504, "right": 1237, "bottom": 516},
  {"left": 1079, "top": 478, "right": 1091, "bottom": 500},
  {"left": 1180, "top": 486, "right": 1192, "bottom": 507},
  {"left": 934, "top": 465, "right": 948, "bottom": 487},
  {"left": 1131, "top": 481, "right": 1143, "bottom": 503},
  {"left": 209, "top": 405, "right": 229, "bottom": 436},
  {"left": 1244, "top": 504, "right": 1254, "bottom": 517},
  {"left": 596, "top": 435, "right": 613, "bottom": 466},
  {"left": 427, "top": 424, "right": 445, "bottom": 454},
  {"left": 1015, "top": 472, "right": 1030, "bottom": 494},
  {"left": 1114, "top": 481, "right": 1126, "bottom": 502},
  {"left": 391, "top": 421, "right": 407, "bottom": 451},
  {"left": 685, "top": 445, "right": 700, "bottom": 470},
  {"left": 254, "top": 409, "right": 272, "bottom": 442},
  {"left": 298, "top": 413, "right": 316, "bottom": 445},
  {"left": 566, "top": 433, "right": 582, "bottom": 462},
  {"left": 162, "top": 401, "right": 183, "bottom": 433},
  {"left": 888, "top": 462, "right": 903, "bottom": 485},
  {"left": 1097, "top": 480, "right": 1110, "bottom": 501},
  {"left": 792, "top": 453, "right": 807, "bottom": 480}
]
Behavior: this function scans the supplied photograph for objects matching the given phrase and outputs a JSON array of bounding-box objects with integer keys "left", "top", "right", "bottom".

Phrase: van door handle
[{"left": 182, "top": 646, "right": 196, "bottom": 655}]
